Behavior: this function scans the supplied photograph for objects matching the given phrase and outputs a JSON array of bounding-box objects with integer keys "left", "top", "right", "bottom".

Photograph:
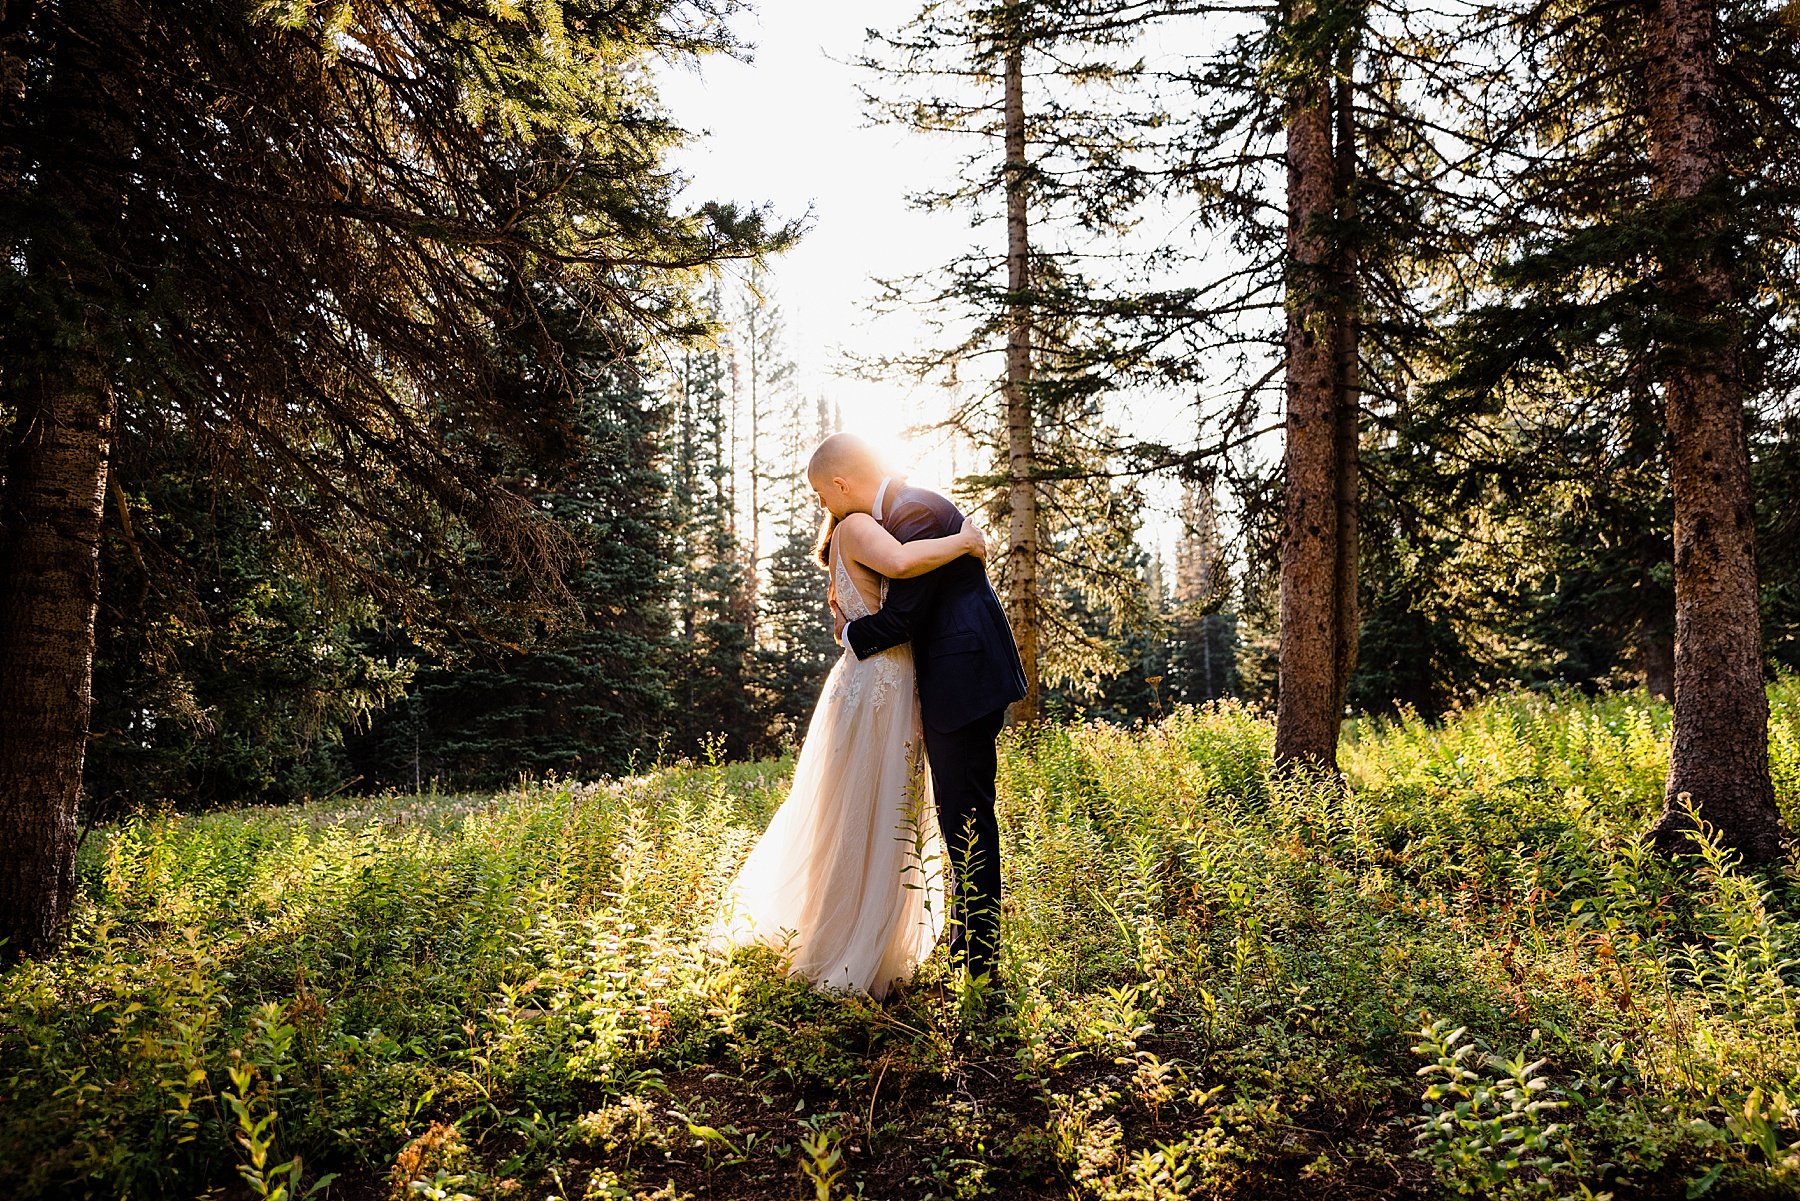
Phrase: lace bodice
[
  {"left": 830, "top": 536, "right": 887, "bottom": 622},
  {"left": 828, "top": 535, "right": 903, "bottom": 712}
]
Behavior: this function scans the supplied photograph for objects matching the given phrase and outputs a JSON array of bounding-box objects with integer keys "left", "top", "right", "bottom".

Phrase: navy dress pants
[{"left": 922, "top": 706, "right": 1007, "bottom": 978}]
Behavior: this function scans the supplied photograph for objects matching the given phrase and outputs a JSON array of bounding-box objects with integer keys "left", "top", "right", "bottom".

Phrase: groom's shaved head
[{"left": 807, "top": 433, "right": 885, "bottom": 486}]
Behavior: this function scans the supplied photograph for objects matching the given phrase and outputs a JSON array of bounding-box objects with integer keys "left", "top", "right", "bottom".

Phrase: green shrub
[{"left": 4, "top": 687, "right": 1799, "bottom": 1199}]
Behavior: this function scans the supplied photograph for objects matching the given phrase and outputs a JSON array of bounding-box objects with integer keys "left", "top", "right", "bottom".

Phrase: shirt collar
[{"left": 872, "top": 476, "right": 893, "bottom": 522}]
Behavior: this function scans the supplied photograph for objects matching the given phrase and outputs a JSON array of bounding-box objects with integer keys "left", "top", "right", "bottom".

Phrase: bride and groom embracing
[{"left": 709, "top": 433, "right": 1028, "bottom": 1001}]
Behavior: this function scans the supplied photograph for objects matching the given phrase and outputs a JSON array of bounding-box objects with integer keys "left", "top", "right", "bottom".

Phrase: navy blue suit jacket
[{"left": 844, "top": 485, "right": 1027, "bottom": 733}]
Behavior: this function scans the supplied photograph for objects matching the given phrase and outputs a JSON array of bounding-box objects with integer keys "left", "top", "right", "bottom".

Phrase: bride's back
[{"left": 829, "top": 526, "right": 886, "bottom": 616}]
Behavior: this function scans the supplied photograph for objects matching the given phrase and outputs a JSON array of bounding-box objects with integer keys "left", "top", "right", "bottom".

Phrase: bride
[{"left": 708, "top": 450, "right": 985, "bottom": 1000}]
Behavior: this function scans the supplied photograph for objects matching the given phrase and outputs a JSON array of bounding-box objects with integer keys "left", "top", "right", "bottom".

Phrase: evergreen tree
[
  {"left": 0, "top": 0, "right": 787, "bottom": 957},
  {"left": 1428, "top": 0, "right": 1800, "bottom": 857},
  {"left": 1131, "top": 555, "right": 1178, "bottom": 720},
  {"left": 1755, "top": 415, "right": 1800, "bottom": 676},
  {"left": 1151, "top": 0, "right": 1523, "bottom": 761},
  {"left": 89, "top": 443, "right": 408, "bottom": 809},
  {"left": 1167, "top": 477, "right": 1239, "bottom": 706},
  {"left": 1043, "top": 544, "right": 1170, "bottom": 723},
  {"left": 758, "top": 517, "right": 837, "bottom": 747},
  {"left": 758, "top": 396, "right": 839, "bottom": 747},
  {"left": 852, "top": 0, "right": 1474, "bottom": 754},
  {"left": 1266, "top": 0, "right": 1362, "bottom": 769},
  {"left": 672, "top": 297, "right": 759, "bottom": 758},
  {"left": 1638, "top": 0, "right": 1782, "bottom": 856},
  {"left": 1345, "top": 456, "right": 1499, "bottom": 718},
  {"left": 736, "top": 268, "right": 798, "bottom": 635},
  {"left": 347, "top": 349, "right": 677, "bottom": 788},
  {"left": 862, "top": 0, "right": 1165, "bottom": 718},
  {"left": 1513, "top": 398, "right": 1673, "bottom": 697}
]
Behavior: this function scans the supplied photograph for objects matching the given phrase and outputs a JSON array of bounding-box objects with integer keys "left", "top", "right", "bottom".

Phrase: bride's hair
[{"left": 813, "top": 509, "right": 839, "bottom": 570}]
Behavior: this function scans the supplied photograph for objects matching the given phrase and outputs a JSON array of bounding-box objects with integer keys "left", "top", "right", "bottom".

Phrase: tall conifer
[
  {"left": 862, "top": 0, "right": 1164, "bottom": 718},
  {"left": 673, "top": 292, "right": 759, "bottom": 757},
  {"left": 758, "top": 396, "right": 839, "bottom": 746},
  {"left": 1429, "top": 0, "right": 1800, "bottom": 857},
  {"left": 348, "top": 346, "right": 678, "bottom": 788},
  {"left": 0, "top": 0, "right": 786, "bottom": 956}
]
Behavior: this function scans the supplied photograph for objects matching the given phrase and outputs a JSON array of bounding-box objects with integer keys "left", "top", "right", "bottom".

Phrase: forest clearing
[
  {"left": 6, "top": 3, "right": 1800, "bottom": 1198},
  {"left": 4, "top": 687, "right": 1798, "bottom": 1200}
]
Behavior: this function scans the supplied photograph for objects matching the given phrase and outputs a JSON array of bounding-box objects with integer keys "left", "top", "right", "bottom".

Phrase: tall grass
[{"left": 2, "top": 684, "right": 1797, "bottom": 1199}]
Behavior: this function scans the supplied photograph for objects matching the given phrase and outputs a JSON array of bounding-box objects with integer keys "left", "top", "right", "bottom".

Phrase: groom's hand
[{"left": 959, "top": 516, "right": 987, "bottom": 563}]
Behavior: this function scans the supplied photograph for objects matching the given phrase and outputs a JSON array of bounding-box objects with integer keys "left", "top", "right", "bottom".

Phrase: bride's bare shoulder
[{"left": 837, "top": 512, "right": 882, "bottom": 540}]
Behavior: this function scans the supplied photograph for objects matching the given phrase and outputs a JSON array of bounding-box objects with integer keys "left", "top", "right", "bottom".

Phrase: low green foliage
[{"left": 4, "top": 685, "right": 1799, "bottom": 1199}]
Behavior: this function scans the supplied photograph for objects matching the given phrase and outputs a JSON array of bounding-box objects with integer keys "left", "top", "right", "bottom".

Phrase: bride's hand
[{"left": 959, "top": 516, "right": 988, "bottom": 561}]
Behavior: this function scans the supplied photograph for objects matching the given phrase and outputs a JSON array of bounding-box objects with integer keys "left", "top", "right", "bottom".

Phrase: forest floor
[{"left": 4, "top": 684, "right": 1800, "bottom": 1200}]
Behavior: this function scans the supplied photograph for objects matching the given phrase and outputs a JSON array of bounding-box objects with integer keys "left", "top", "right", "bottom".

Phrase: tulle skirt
[{"left": 708, "top": 645, "right": 945, "bottom": 999}]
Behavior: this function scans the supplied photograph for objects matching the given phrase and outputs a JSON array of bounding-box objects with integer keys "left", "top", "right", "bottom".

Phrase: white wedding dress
[{"left": 708, "top": 537, "right": 946, "bottom": 1000}]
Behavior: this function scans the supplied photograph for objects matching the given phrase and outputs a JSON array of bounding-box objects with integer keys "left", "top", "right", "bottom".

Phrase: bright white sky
[
  {"left": 658, "top": 1, "right": 972, "bottom": 480},
  {"left": 655, "top": 1, "right": 1239, "bottom": 557}
]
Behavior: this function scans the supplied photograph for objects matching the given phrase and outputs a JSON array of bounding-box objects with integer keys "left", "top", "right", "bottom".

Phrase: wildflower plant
[{"left": 1, "top": 685, "right": 1798, "bottom": 1197}]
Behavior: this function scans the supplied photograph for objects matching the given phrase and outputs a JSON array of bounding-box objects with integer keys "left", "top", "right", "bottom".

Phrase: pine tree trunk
[
  {"left": 0, "top": 3, "right": 135, "bottom": 962},
  {"left": 726, "top": 345, "right": 740, "bottom": 537},
  {"left": 679, "top": 352, "right": 697, "bottom": 745},
  {"left": 1274, "top": 19, "right": 1344, "bottom": 769},
  {"left": 1002, "top": 33, "right": 1040, "bottom": 724},
  {"left": 1329, "top": 49, "right": 1360, "bottom": 722},
  {"left": 1641, "top": 0, "right": 1789, "bottom": 859},
  {"left": 0, "top": 362, "right": 115, "bottom": 962},
  {"left": 1201, "top": 618, "right": 1214, "bottom": 702}
]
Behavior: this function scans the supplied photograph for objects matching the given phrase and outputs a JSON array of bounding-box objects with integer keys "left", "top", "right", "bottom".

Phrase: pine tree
[
  {"left": 89, "top": 444, "right": 409, "bottom": 809},
  {"left": 862, "top": 0, "right": 1166, "bottom": 719},
  {"left": 1159, "top": 0, "right": 1494, "bottom": 764},
  {"left": 1273, "top": 0, "right": 1361, "bottom": 769},
  {"left": 1043, "top": 545, "right": 1171, "bottom": 723},
  {"left": 1639, "top": 0, "right": 1785, "bottom": 856},
  {"left": 1427, "top": 0, "right": 1800, "bottom": 858},
  {"left": 757, "top": 393, "right": 839, "bottom": 747},
  {"left": 1344, "top": 454, "right": 1499, "bottom": 718},
  {"left": 1168, "top": 477, "right": 1238, "bottom": 706},
  {"left": 736, "top": 269, "right": 797, "bottom": 636},
  {"left": 758, "top": 499, "right": 837, "bottom": 745},
  {"left": 347, "top": 348, "right": 678, "bottom": 788},
  {"left": 0, "top": 0, "right": 788, "bottom": 957},
  {"left": 672, "top": 295, "right": 759, "bottom": 758},
  {"left": 1756, "top": 416, "right": 1800, "bottom": 676}
]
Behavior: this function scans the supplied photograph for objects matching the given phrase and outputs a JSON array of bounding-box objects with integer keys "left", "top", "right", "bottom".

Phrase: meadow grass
[{"left": 3, "top": 683, "right": 1799, "bottom": 1200}]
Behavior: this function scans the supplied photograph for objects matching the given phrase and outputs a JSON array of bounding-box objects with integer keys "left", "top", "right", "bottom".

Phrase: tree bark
[
  {"left": 1274, "top": 14, "right": 1349, "bottom": 769},
  {"left": 1329, "top": 46, "right": 1360, "bottom": 723},
  {"left": 1001, "top": 31, "right": 1040, "bottom": 724},
  {"left": 0, "top": 4, "right": 133, "bottom": 961},
  {"left": 0, "top": 364, "right": 114, "bottom": 962},
  {"left": 1640, "top": 0, "right": 1790, "bottom": 859}
]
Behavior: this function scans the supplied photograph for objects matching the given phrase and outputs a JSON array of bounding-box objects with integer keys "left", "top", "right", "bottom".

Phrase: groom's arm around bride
[{"left": 843, "top": 484, "right": 1026, "bottom": 734}]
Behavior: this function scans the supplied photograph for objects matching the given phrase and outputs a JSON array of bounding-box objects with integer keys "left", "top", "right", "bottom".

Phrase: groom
[{"left": 808, "top": 434, "right": 1028, "bottom": 984}]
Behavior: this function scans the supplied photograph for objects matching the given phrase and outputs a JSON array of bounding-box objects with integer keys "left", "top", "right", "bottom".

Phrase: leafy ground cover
[{"left": 4, "top": 683, "right": 1800, "bottom": 1200}]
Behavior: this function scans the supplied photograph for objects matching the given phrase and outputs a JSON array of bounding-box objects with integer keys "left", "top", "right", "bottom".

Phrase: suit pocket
[{"left": 928, "top": 631, "right": 982, "bottom": 657}]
